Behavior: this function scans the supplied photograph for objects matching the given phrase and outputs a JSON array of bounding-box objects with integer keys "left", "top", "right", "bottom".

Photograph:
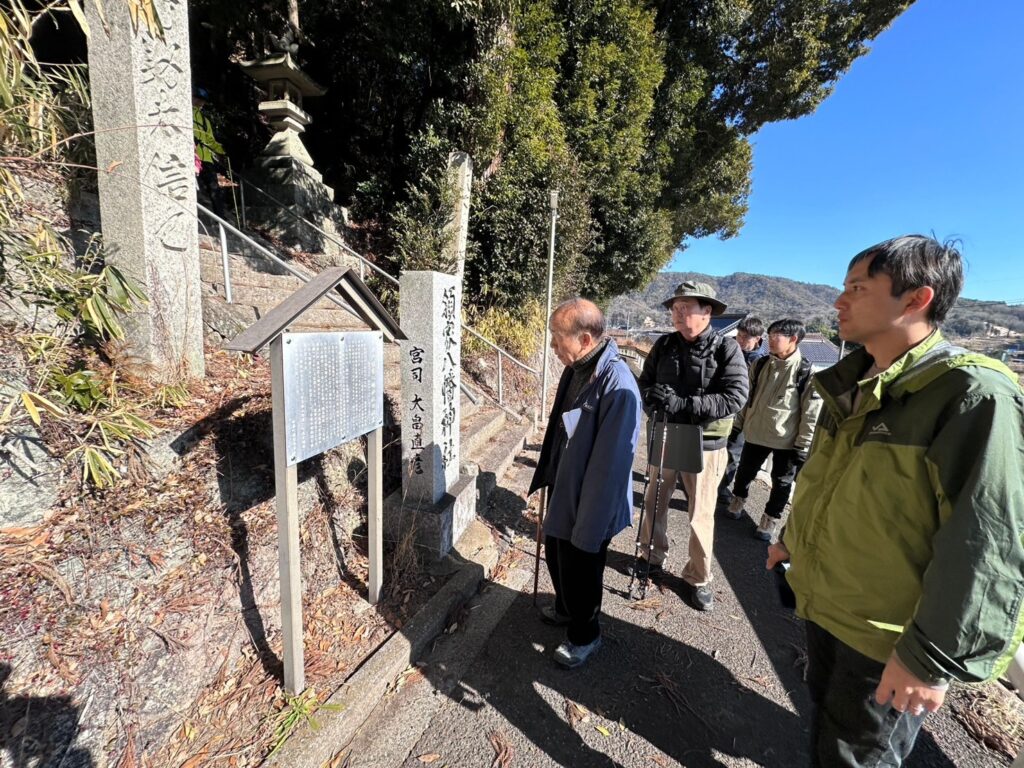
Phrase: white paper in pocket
[{"left": 562, "top": 408, "right": 583, "bottom": 442}]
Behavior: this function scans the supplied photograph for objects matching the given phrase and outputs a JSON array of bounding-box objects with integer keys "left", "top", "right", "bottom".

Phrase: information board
[{"left": 281, "top": 331, "right": 384, "bottom": 465}]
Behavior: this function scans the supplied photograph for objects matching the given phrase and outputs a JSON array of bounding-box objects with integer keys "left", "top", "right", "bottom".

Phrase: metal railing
[
  {"left": 214, "top": 172, "right": 540, "bottom": 408},
  {"left": 197, "top": 203, "right": 363, "bottom": 323}
]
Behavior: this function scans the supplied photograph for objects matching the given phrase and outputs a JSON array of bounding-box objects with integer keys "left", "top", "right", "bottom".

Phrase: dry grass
[
  {"left": 0, "top": 346, "right": 443, "bottom": 767},
  {"left": 952, "top": 683, "right": 1024, "bottom": 760}
]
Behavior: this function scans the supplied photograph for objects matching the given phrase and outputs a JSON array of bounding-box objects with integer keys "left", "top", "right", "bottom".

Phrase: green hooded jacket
[
  {"left": 784, "top": 330, "right": 1024, "bottom": 685},
  {"left": 193, "top": 106, "right": 224, "bottom": 163}
]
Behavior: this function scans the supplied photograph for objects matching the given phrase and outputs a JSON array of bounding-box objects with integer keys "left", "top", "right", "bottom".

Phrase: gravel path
[{"left": 344, "top": 419, "right": 1018, "bottom": 767}]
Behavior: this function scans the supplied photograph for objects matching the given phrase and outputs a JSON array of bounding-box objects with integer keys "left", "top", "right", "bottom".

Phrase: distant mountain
[
  {"left": 608, "top": 272, "right": 1024, "bottom": 339},
  {"left": 608, "top": 272, "right": 841, "bottom": 328}
]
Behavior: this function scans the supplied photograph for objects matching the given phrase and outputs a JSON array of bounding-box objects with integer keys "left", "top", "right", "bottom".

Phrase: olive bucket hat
[{"left": 661, "top": 280, "right": 727, "bottom": 316}]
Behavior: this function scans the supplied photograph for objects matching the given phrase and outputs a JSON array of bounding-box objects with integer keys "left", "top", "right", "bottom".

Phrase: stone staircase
[
  {"left": 198, "top": 234, "right": 366, "bottom": 335},
  {"left": 196, "top": 231, "right": 534, "bottom": 550}
]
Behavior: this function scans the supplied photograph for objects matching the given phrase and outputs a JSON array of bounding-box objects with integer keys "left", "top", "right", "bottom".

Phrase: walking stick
[
  {"left": 628, "top": 407, "right": 662, "bottom": 597},
  {"left": 637, "top": 409, "right": 671, "bottom": 600},
  {"left": 532, "top": 488, "right": 547, "bottom": 606}
]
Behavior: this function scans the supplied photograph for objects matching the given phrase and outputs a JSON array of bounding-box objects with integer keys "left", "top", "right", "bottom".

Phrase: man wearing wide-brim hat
[{"left": 636, "top": 280, "right": 748, "bottom": 610}]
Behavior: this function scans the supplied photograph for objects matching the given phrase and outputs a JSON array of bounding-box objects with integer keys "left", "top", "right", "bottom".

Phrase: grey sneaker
[
  {"left": 539, "top": 604, "right": 571, "bottom": 626},
  {"left": 755, "top": 514, "right": 779, "bottom": 542},
  {"left": 554, "top": 635, "right": 602, "bottom": 668},
  {"left": 726, "top": 495, "right": 746, "bottom": 520},
  {"left": 688, "top": 584, "right": 714, "bottom": 612}
]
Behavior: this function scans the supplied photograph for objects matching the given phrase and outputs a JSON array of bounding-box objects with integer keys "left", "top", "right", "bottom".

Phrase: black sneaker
[
  {"left": 539, "top": 604, "right": 572, "bottom": 626},
  {"left": 687, "top": 584, "right": 714, "bottom": 612},
  {"left": 631, "top": 559, "right": 664, "bottom": 580}
]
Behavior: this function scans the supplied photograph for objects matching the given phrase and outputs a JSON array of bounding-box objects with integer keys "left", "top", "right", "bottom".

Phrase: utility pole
[{"left": 540, "top": 190, "right": 559, "bottom": 417}]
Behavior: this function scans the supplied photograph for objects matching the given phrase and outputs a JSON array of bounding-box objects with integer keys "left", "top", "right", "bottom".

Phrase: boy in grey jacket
[{"left": 728, "top": 318, "right": 821, "bottom": 541}]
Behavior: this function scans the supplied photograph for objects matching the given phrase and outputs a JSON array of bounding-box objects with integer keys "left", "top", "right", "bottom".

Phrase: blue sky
[{"left": 668, "top": 0, "right": 1024, "bottom": 304}]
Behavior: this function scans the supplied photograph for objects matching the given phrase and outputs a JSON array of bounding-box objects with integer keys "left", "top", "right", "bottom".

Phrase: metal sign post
[
  {"left": 270, "top": 334, "right": 305, "bottom": 694},
  {"left": 540, "top": 190, "right": 559, "bottom": 416},
  {"left": 367, "top": 424, "right": 383, "bottom": 604},
  {"left": 225, "top": 268, "right": 406, "bottom": 696},
  {"left": 272, "top": 330, "right": 385, "bottom": 694}
]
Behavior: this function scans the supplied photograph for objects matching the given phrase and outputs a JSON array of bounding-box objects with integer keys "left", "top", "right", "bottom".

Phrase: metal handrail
[
  {"left": 198, "top": 204, "right": 494, "bottom": 406},
  {"left": 196, "top": 203, "right": 363, "bottom": 323},
  {"left": 231, "top": 171, "right": 398, "bottom": 287},
  {"left": 462, "top": 326, "right": 540, "bottom": 375},
  {"left": 229, "top": 173, "right": 540, "bottom": 380}
]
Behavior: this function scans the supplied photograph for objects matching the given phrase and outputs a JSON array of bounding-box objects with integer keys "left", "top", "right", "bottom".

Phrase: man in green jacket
[
  {"left": 767, "top": 235, "right": 1024, "bottom": 766},
  {"left": 193, "top": 86, "right": 227, "bottom": 216}
]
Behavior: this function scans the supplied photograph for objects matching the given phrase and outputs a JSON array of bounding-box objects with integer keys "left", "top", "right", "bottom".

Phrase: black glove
[
  {"left": 644, "top": 385, "right": 667, "bottom": 408},
  {"left": 650, "top": 383, "right": 685, "bottom": 415}
]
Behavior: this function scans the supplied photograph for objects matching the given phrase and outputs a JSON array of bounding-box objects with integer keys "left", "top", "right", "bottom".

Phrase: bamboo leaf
[
  {"left": 90, "top": 0, "right": 110, "bottom": 34},
  {"left": 20, "top": 391, "right": 40, "bottom": 425},
  {"left": 0, "top": 397, "right": 16, "bottom": 425},
  {"left": 29, "top": 392, "right": 68, "bottom": 418},
  {"left": 67, "top": 0, "right": 91, "bottom": 39}
]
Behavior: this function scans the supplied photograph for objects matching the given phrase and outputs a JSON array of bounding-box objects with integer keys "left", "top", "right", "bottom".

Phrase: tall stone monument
[
  {"left": 399, "top": 271, "right": 461, "bottom": 503},
  {"left": 86, "top": 0, "right": 204, "bottom": 379},
  {"left": 387, "top": 270, "right": 478, "bottom": 557},
  {"left": 445, "top": 152, "right": 473, "bottom": 292}
]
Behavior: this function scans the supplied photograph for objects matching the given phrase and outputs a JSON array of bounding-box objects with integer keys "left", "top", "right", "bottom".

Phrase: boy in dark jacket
[{"left": 637, "top": 282, "right": 748, "bottom": 611}]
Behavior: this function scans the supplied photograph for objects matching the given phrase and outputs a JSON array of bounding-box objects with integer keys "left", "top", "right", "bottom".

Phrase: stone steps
[
  {"left": 199, "top": 255, "right": 305, "bottom": 292},
  {"left": 459, "top": 405, "right": 507, "bottom": 460}
]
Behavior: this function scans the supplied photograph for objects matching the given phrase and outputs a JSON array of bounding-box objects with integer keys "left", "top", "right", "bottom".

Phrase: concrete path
[{"left": 342, "top": 423, "right": 1013, "bottom": 767}]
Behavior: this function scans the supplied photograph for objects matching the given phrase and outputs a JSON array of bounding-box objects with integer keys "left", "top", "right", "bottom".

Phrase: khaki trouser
[{"left": 640, "top": 447, "right": 728, "bottom": 587}]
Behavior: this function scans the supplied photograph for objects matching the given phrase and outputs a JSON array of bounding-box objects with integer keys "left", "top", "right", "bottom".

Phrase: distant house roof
[
  {"left": 799, "top": 333, "right": 841, "bottom": 367},
  {"left": 709, "top": 313, "right": 747, "bottom": 335}
]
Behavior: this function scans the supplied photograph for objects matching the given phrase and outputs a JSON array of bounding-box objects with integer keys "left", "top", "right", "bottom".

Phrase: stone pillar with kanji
[
  {"left": 86, "top": 0, "right": 204, "bottom": 379},
  {"left": 399, "top": 271, "right": 461, "bottom": 504}
]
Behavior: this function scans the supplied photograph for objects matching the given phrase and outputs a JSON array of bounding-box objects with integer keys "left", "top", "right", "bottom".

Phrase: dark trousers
[
  {"left": 806, "top": 622, "right": 926, "bottom": 767},
  {"left": 197, "top": 164, "right": 227, "bottom": 217},
  {"left": 732, "top": 441, "right": 800, "bottom": 519},
  {"left": 545, "top": 535, "right": 610, "bottom": 646},
  {"left": 717, "top": 430, "right": 745, "bottom": 504}
]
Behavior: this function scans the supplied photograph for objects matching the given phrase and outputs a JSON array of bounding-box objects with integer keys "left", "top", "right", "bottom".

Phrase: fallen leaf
[
  {"left": 180, "top": 751, "right": 210, "bottom": 768},
  {"left": 565, "top": 699, "right": 589, "bottom": 728},
  {"left": 417, "top": 754, "right": 441, "bottom": 764},
  {"left": 106, "top": 160, "right": 123, "bottom": 174},
  {"left": 595, "top": 725, "right": 611, "bottom": 737}
]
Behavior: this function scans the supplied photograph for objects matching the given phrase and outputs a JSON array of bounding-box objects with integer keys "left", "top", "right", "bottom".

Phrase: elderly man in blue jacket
[{"left": 529, "top": 298, "right": 642, "bottom": 668}]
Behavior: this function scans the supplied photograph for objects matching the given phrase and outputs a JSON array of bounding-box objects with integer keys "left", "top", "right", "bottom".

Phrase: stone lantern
[{"left": 240, "top": 52, "right": 347, "bottom": 258}]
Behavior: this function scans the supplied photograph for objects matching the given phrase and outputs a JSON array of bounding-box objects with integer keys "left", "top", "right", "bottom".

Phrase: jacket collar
[
  {"left": 674, "top": 324, "right": 715, "bottom": 351},
  {"left": 592, "top": 337, "right": 621, "bottom": 380},
  {"left": 768, "top": 349, "right": 803, "bottom": 369},
  {"left": 815, "top": 330, "right": 946, "bottom": 418}
]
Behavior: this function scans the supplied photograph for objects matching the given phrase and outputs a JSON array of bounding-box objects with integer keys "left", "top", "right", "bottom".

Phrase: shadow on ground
[
  {"left": 415, "top": 582, "right": 806, "bottom": 767},
  {"left": 711, "top": 498, "right": 955, "bottom": 767},
  {"left": 0, "top": 663, "right": 93, "bottom": 768}
]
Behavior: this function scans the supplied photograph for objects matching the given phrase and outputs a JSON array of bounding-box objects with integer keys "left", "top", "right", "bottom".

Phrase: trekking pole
[
  {"left": 532, "top": 488, "right": 547, "bottom": 606},
  {"left": 628, "top": 407, "right": 662, "bottom": 597},
  {"left": 638, "top": 409, "right": 671, "bottom": 600}
]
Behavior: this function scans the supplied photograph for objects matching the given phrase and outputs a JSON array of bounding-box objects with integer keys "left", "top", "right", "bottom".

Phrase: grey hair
[{"left": 552, "top": 297, "right": 605, "bottom": 338}]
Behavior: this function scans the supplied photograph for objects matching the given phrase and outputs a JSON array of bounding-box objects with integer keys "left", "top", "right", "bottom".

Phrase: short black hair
[
  {"left": 553, "top": 297, "right": 605, "bottom": 338},
  {"left": 738, "top": 316, "right": 764, "bottom": 338},
  {"left": 848, "top": 235, "right": 964, "bottom": 324},
  {"left": 768, "top": 318, "right": 806, "bottom": 342}
]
